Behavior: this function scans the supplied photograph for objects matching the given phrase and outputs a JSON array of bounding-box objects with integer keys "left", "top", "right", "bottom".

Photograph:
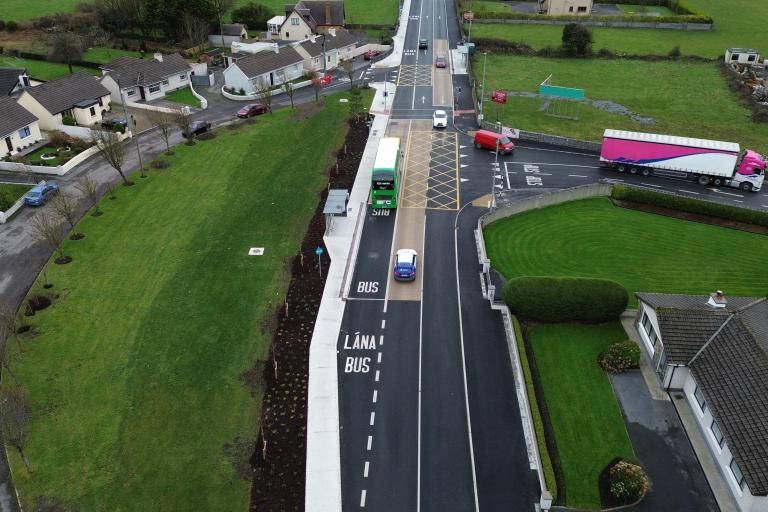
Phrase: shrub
[
  {"left": 600, "top": 340, "right": 641, "bottom": 373},
  {"left": 6, "top": 21, "right": 19, "bottom": 32},
  {"left": 668, "top": 45, "right": 681, "bottom": 58},
  {"left": 151, "top": 159, "right": 171, "bottom": 169},
  {"left": 503, "top": 276, "right": 628, "bottom": 323},
  {"left": 609, "top": 460, "right": 649, "bottom": 503},
  {"left": 48, "top": 131, "right": 74, "bottom": 147},
  {"left": 0, "top": 20, "right": 6, "bottom": 31},
  {"left": 611, "top": 184, "right": 768, "bottom": 228},
  {"left": 561, "top": 23, "right": 593, "bottom": 57},
  {"left": 62, "top": 115, "right": 77, "bottom": 126}
]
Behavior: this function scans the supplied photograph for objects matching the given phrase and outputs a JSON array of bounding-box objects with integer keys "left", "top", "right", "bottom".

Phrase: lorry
[{"left": 599, "top": 129, "right": 766, "bottom": 192}]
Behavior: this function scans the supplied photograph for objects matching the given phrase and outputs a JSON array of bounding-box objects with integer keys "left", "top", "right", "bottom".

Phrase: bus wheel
[
  {"left": 713, "top": 178, "right": 723, "bottom": 186},
  {"left": 698, "top": 175, "right": 711, "bottom": 185},
  {"left": 617, "top": 165, "right": 626, "bottom": 173},
  {"left": 641, "top": 168, "right": 651, "bottom": 176},
  {"left": 740, "top": 182, "right": 753, "bottom": 192}
]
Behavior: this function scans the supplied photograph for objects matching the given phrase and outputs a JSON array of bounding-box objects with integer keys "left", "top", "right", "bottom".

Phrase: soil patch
[
  {"left": 28, "top": 295, "right": 52, "bottom": 312},
  {"left": 291, "top": 101, "right": 325, "bottom": 121},
  {"left": 55, "top": 256, "right": 72, "bottom": 265},
  {"left": 70, "top": 233, "right": 85, "bottom": 240},
  {"left": 248, "top": 116, "right": 369, "bottom": 511}
]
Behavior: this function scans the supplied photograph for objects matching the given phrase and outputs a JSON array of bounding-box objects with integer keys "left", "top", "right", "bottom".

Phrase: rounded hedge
[
  {"left": 600, "top": 340, "right": 641, "bottom": 373},
  {"left": 610, "top": 460, "right": 649, "bottom": 504},
  {"left": 503, "top": 276, "right": 628, "bottom": 323}
]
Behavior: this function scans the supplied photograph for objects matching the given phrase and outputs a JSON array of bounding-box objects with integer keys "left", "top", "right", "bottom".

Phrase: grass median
[{"left": 8, "top": 93, "right": 363, "bottom": 510}]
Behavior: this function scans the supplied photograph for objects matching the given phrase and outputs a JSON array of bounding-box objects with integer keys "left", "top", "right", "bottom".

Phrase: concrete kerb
[
  {"left": 304, "top": 84, "right": 390, "bottom": 512},
  {"left": 373, "top": 0, "right": 412, "bottom": 69}
]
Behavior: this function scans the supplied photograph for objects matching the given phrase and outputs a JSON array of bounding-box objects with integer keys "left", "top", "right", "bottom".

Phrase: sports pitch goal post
[{"left": 539, "top": 74, "right": 585, "bottom": 120}]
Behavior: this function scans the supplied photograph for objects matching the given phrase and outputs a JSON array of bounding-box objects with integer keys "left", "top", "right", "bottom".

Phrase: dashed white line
[
  {"left": 364, "top": 461, "right": 370, "bottom": 478},
  {"left": 679, "top": 189, "right": 700, "bottom": 195},
  {"left": 360, "top": 489, "right": 367, "bottom": 507},
  {"left": 375, "top": 369, "right": 380, "bottom": 382},
  {"left": 762, "top": 205, "right": 768, "bottom": 208},
  {"left": 641, "top": 182, "right": 662, "bottom": 187},
  {"left": 381, "top": 319, "right": 386, "bottom": 329},
  {"left": 372, "top": 389, "right": 378, "bottom": 403},
  {"left": 367, "top": 435, "right": 373, "bottom": 450},
  {"left": 377, "top": 352, "right": 382, "bottom": 363},
  {"left": 379, "top": 334, "right": 384, "bottom": 346},
  {"left": 568, "top": 174, "right": 588, "bottom": 178},
  {"left": 733, "top": 199, "right": 744, "bottom": 203},
  {"left": 369, "top": 411, "right": 376, "bottom": 426},
  {"left": 712, "top": 189, "right": 744, "bottom": 198}
]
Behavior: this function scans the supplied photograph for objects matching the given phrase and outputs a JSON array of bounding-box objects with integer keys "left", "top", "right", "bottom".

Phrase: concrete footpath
[{"left": 304, "top": 84, "right": 392, "bottom": 512}]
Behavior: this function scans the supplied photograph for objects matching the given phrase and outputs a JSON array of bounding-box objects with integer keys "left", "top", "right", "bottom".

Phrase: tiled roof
[
  {"left": 24, "top": 72, "right": 110, "bottom": 115},
  {"left": 0, "top": 97, "right": 37, "bottom": 139},
  {"left": 285, "top": 1, "right": 344, "bottom": 27},
  {"left": 654, "top": 308, "right": 729, "bottom": 363},
  {"left": 101, "top": 54, "right": 191, "bottom": 87},
  {"left": 299, "top": 29, "right": 357, "bottom": 57},
  {"left": 234, "top": 47, "right": 304, "bottom": 79},
  {"left": 219, "top": 23, "right": 247, "bottom": 36},
  {"left": 0, "top": 67, "right": 25, "bottom": 96},
  {"left": 636, "top": 292, "right": 756, "bottom": 312}
]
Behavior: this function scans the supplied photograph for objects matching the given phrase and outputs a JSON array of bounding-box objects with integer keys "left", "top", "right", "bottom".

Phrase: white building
[
  {"left": 100, "top": 53, "right": 192, "bottom": 103},
  {"left": 725, "top": 48, "right": 762, "bottom": 66},
  {"left": 0, "top": 67, "right": 30, "bottom": 96},
  {"left": 295, "top": 29, "right": 357, "bottom": 72},
  {"left": 267, "top": 16, "right": 285, "bottom": 35},
  {"left": 635, "top": 292, "right": 768, "bottom": 512},
  {"left": 279, "top": 0, "right": 345, "bottom": 41},
  {"left": 223, "top": 45, "right": 305, "bottom": 95},
  {"left": 0, "top": 96, "right": 42, "bottom": 158},
  {"left": 538, "top": 0, "right": 593, "bottom": 15},
  {"left": 209, "top": 23, "right": 249, "bottom": 46}
]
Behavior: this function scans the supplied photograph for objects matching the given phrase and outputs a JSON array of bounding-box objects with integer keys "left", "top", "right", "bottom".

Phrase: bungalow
[
  {"left": 0, "top": 67, "right": 30, "bottom": 96},
  {"left": 100, "top": 53, "right": 192, "bottom": 103},
  {"left": 295, "top": 28, "right": 357, "bottom": 72},
  {"left": 0, "top": 97, "right": 42, "bottom": 158},
  {"left": 223, "top": 45, "right": 304, "bottom": 95},
  {"left": 635, "top": 292, "right": 768, "bottom": 512},
  {"left": 209, "top": 23, "right": 249, "bottom": 46},
  {"left": 15, "top": 72, "right": 111, "bottom": 130},
  {"left": 279, "top": 0, "right": 345, "bottom": 41}
]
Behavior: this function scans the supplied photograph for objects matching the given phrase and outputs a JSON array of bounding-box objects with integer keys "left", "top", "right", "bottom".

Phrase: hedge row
[
  {"left": 10, "top": 50, "right": 102, "bottom": 71},
  {"left": 611, "top": 184, "right": 768, "bottom": 228},
  {"left": 503, "top": 277, "right": 629, "bottom": 323},
  {"left": 470, "top": 11, "right": 713, "bottom": 24}
]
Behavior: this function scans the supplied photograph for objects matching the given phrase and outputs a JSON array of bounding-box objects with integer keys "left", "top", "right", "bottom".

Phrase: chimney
[
  {"left": 328, "top": 27, "right": 336, "bottom": 37},
  {"left": 310, "top": 34, "right": 318, "bottom": 43},
  {"left": 707, "top": 290, "right": 727, "bottom": 308},
  {"left": 154, "top": 53, "right": 163, "bottom": 62},
  {"left": 325, "top": 4, "right": 332, "bottom": 24},
  {"left": 272, "top": 43, "right": 279, "bottom": 53}
]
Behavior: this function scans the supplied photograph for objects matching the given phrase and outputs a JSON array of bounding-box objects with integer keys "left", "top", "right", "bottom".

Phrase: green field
[
  {"left": 529, "top": 322, "right": 635, "bottom": 509},
  {"left": 8, "top": 93, "right": 362, "bottom": 510},
  {"left": 470, "top": 0, "right": 768, "bottom": 57},
  {"left": 477, "top": 55, "right": 768, "bottom": 149},
  {"left": 249, "top": 0, "right": 399, "bottom": 24},
  {"left": 82, "top": 47, "right": 145, "bottom": 64},
  {"left": 484, "top": 198, "right": 768, "bottom": 307},
  {"left": 0, "top": 56, "right": 99, "bottom": 81},
  {"left": 617, "top": 4, "right": 675, "bottom": 16},
  {"left": 164, "top": 86, "right": 201, "bottom": 108},
  {"left": 0, "top": 183, "right": 31, "bottom": 211}
]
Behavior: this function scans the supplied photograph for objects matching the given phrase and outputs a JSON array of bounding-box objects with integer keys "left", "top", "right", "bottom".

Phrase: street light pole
[{"left": 479, "top": 51, "right": 487, "bottom": 125}]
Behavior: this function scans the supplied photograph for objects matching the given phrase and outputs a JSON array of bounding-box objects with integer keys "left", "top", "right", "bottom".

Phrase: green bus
[{"left": 371, "top": 137, "right": 400, "bottom": 209}]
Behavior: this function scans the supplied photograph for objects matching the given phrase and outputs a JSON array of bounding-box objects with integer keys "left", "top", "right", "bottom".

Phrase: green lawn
[
  {"left": 163, "top": 86, "right": 201, "bottom": 108},
  {"left": 477, "top": 55, "right": 768, "bottom": 150},
  {"left": 24, "top": 146, "right": 61, "bottom": 166},
  {"left": 467, "top": 0, "right": 512, "bottom": 13},
  {"left": 471, "top": 0, "right": 768, "bottom": 57},
  {"left": 82, "top": 47, "right": 145, "bottom": 64},
  {"left": 484, "top": 197, "right": 768, "bottom": 307},
  {"left": 529, "top": 322, "right": 635, "bottom": 509},
  {"left": 0, "top": 183, "right": 31, "bottom": 211},
  {"left": 0, "top": 56, "right": 99, "bottom": 81},
  {"left": 617, "top": 4, "right": 675, "bottom": 16},
  {"left": 8, "top": 93, "right": 363, "bottom": 510},
  {"left": 239, "top": 0, "right": 399, "bottom": 25}
]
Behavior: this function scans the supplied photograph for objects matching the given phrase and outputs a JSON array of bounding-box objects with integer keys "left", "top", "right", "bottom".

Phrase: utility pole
[
  {"left": 479, "top": 51, "right": 487, "bottom": 126},
  {"left": 321, "top": 34, "right": 327, "bottom": 77}
]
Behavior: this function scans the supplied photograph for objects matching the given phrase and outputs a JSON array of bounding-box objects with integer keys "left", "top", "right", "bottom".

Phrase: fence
[
  {"left": 124, "top": 100, "right": 180, "bottom": 114},
  {"left": 479, "top": 121, "right": 602, "bottom": 153},
  {"left": 471, "top": 18, "right": 712, "bottom": 30}
]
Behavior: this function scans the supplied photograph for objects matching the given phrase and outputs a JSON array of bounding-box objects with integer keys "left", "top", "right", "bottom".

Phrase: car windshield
[
  {"left": 435, "top": 112, "right": 447, "bottom": 119},
  {"left": 27, "top": 191, "right": 41, "bottom": 197},
  {"left": 500, "top": 136, "right": 512, "bottom": 144}
]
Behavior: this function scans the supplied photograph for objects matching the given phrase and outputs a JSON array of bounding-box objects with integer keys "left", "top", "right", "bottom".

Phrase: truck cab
[{"left": 733, "top": 149, "right": 766, "bottom": 191}]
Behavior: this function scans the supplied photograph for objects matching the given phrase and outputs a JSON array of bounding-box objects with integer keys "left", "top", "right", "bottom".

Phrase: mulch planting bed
[{"left": 249, "top": 115, "right": 370, "bottom": 511}]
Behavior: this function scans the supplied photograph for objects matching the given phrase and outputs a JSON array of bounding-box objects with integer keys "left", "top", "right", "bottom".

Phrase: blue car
[
  {"left": 23, "top": 181, "right": 59, "bottom": 206},
  {"left": 393, "top": 249, "right": 418, "bottom": 281}
]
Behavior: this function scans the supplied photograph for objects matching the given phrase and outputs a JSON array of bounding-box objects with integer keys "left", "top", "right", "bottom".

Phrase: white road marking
[
  {"left": 364, "top": 461, "right": 370, "bottom": 478},
  {"left": 568, "top": 174, "right": 589, "bottom": 178},
  {"left": 380, "top": 334, "right": 384, "bottom": 347},
  {"left": 375, "top": 370, "right": 380, "bottom": 382},
  {"left": 515, "top": 144, "right": 597, "bottom": 156},
  {"left": 416, "top": 200, "right": 427, "bottom": 512},
  {"left": 511, "top": 161, "right": 599, "bottom": 170},
  {"left": 372, "top": 390, "right": 378, "bottom": 403},
  {"left": 641, "top": 183, "right": 662, "bottom": 187},
  {"left": 733, "top": 199, "right": 744, "bottom": 203},
  {"left": 711, "top": 189, "right": 744, "bottom": 198},
  {"left": 377, "top": 352, "right": 382, "bottom": 363},
  {"left": 761, "top": 205, "right": 768, "bottom": 208},
  {"left": 381, "top": 319, "right": 386, "bottom": 329},
  {"left": 360, "top": 489, "right": 367, "bottom": 507},
  {"left": 369, "top": 411, "right": 375, "bottom": 426},
  {"left": 411, "top": 0, "right": 424, "bottom": 110},
  {"left": 367, "top": 435, "right": 373, "bottom": 450},
  {"left": 680, "top": 189, "right": 700, "bottom": 195}
]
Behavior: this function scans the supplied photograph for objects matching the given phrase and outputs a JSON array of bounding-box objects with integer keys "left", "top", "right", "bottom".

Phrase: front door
[{"left": 4, "top": 136, "right": 12, "bottom": 153}]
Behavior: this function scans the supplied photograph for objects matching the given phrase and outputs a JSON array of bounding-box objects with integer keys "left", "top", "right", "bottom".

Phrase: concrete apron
[{"left": 432, "top": 39, "right": 453, "bottom": 108}]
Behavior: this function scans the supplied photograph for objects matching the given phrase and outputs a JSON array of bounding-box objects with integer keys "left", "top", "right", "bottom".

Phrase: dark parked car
[
  {"left": 435, "top": 55, "right": 447, "bottom": 68},
  {"left": 101, "top": 118, "right": 129, "bottom": 132},
  {"left": 419, "top": 39, "right": 428, "bottom": 49},
  {"left": 182, "top": 120, "right": 212, "bottom": 138},
  {"left": 23, "top": 181, "right": 59, "bottom": 207},
  {"left": 237, "top": 103, "right": 266, "bottom": 118},
  {"left": 364, "top": 50, "right": 381, "bottom": 60}
]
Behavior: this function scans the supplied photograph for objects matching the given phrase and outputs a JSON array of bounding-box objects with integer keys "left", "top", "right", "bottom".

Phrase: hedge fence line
[
  {"left": 469, "top": 11, "right": 712, "bottom": 25},
  {"left": 6, "top": 50, "right": 103, "bottom": 71}
]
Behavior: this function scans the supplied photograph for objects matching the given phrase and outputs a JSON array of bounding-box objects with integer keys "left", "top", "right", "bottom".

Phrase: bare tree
[
  {"left": 340, "top": 59, "right": 355, "bottom": 90},
  {"left": 0, "top": 387, "right": 33, "bottom": 472},
  {"left": 210, "top": 0, "right": 236, "bottom": 48},
  {"left": 92, "top": 129, "right": 132, "bottom": 186},
  {"left": 30, "top": 211, "right": 68, "bottom": 263},
  {"left": 254, "top": 84, "right": 273, "bottom": 113},
  {"left": 174, "top": 108, "right": 194, "bottom": 144},
  {"left": 0, "top": 300, "right": 21, "bottom": 351},
  {"left": 147, "top": 109, "right": 175, "bottom": 154},
  {"left": 48, "top": 32, "right": 84, "bottom": 74},
  {"left": 51, "top": 192, "right": 82, "bottom": 239},
  {"left": 181, "top": 11, "right": 210, "bottom": 50},
  {"left": 312, "top": 76, "right": 323, "bottom": 102},
  {"left": 76, "top": 176, "right": 102, "bottom": 217},
  {"left": 282, "top": 81, "right": 296, "bottom": 109}
]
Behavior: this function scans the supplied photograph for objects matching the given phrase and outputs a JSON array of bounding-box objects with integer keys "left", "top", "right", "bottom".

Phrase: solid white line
[
  {"left": 453, "top": 200, "right": 480, "bottom": 512},
  {"left": 381, "top": 319, "right": 386, "bottom": 329},
  {"left": 680, "top": 189, "right": 700, "bottom": 195},
  {"left": 360, "top": 489, "right": 367, "bottom": 507},
  {"left": 364, "top": 461, "right": 370, "bottom": 478},
  {"left": 515, "top": 145, "right": 597, "bottom": 157},
  {"left": 370, "top": 411, "right": 376, "bottom": 426},
  {"left": 377, "top": 352, "right": 382, "bottom": 363},
  {"left": 641, "top": 182, "right": 662, "bottom": 187},
  {"left": 367, "top": 435, "right": 373, "bottom": 450},
  {"left": 372, "top": 389, "right": 378, "bottom": 403},
  {"left": 504, "top": 161, "right": 512, "bottom": 189},
  {"left": 416, "top": 204, "right": 427, "bottom": 512},
  {"left": 346, "top": 297, "right": 386, "bottom": 301},
  {"left": 375, "top": 370, "right": 380, "bottom": 382},
  {"left": 358, "top": 71, "right": 365, "bottom": 80},
  {"left": 568, "top": 174, "right": 589, "bottom": 178}
]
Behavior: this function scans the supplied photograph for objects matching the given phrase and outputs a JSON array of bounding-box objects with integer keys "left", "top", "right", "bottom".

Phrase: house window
[
  {"left": 18, "top": 126, "right": 31, "bottom": 139},
  {"left": 641, "top": 312, "right": 659, "bottom": 347},
  {"left": 569, "top": 6, "right": 574, "bottom": 11},
  {"left": 710, "top": 420, "right": 724, "bottom": 448},
  {"left": 577, "top": 6, "right": 587, "bottom": 12},
  {"left": 148, "top": 83, "right": 161, "bottom": 94},
  {"left": 126, "top": 89, "right": 136, "bottom": 97},
  {"left": 729, "top": 459, "right": 745, "bottom": 489},
  {"left": 731, "top": 54, "right": 739, "bottom": 60},
  {"left": 89, "top": 106, "right": 96, "bottom": 116},
  {"left": 98, "top": 97, "right": 103, "bottom": 106},
  {"left": 162, "top": 79, "right": 169, "bottom": 86},
  {"left": 748, "top": 55, "right": 756, "bottom": 62},
  {"left": 693, "top": 386, "right": 706, "bottom": 412},
  {"left": 180, "top": 74, "right": 187, "bottom": 80},
  {"left": 291, "top": 16, "right": 299, "bottom": 25}
]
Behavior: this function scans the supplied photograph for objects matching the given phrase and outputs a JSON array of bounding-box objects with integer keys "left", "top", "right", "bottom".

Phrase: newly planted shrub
[
  {"left": 600, "top": 340, "right": 641, "bottom": 373},
  {"left": 610, "top": 460, "right": 649, "bottom": 504}
]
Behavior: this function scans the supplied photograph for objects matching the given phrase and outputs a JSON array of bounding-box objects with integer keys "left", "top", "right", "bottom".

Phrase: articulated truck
[{"left": 599, "top": 129, "right": 766, "bottom": 192}]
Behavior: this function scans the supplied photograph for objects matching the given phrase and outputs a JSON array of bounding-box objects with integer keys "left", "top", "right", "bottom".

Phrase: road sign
[
  {"left": 315, "top": 247, "right": 324, "bottom": 256},
  {"left": 463, "top": 11, "right": 474, "bottom": 21},
  {"left": 491, "top": 90, "right": 507, "bottom": 104},
  {"left": 316, "top": 246, "right": 324, "bottom": 278}
]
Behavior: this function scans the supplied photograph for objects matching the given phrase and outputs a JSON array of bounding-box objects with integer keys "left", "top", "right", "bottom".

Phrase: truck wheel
[
  {"left": 475, "top": 142, "right": 482, "bottom": 149},
  {"left": 641, "top": 168, "right": 651, "bottom": 176},
  {"left": 713, "top": 178, "right": 723, "bottom": 186},
  {"left": 617, "top": 165, "right": 626, "bottom": 173},
  {"left": 629, "top": 167, "right": 638, "bottom": 174},
  {"left": 698, "top": 175, "right": 711, "bottom": 185},
  {"left": 740, "top": 182, "right": 753, "bottom": 192}
]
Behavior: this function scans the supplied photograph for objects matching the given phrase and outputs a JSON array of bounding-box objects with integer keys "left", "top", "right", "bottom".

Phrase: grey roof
[
  {"left": 217, "top": 23, "right": 247, "bottom": 36},
  {"left": 639, "top": 293, "right": 768, "bottom": 495},
  {"left": 234, "top": 47, "right": 304, "bottom": 79},
  {"left": 0, "top": 97, "right": 37, "bottom": 139},
  {"left": 101, "top": 54, "right": 191, "bottom": 87},
  {"left": 0, "top": 67, "right": 25, "bottom": 96},
  {"left": 284, "top": 1, "right": 345, "bottom": 28},
  {"left": 24, "top": 72, "right": 110, "bottom": 116},
  {"left": 299, "top": 29, "right": 357, "bottom": 57}
]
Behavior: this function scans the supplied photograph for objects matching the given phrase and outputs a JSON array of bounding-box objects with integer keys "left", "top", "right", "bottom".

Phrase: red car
[
  {"left": 319, "top": 74, "right": 332, "bottom": 85},
  {"left": 364, "top": 50, "right": 381, "bottom": 60},
  {"left": 237, "top": 103, "right": 266, "bottom": 118},
  {"left": 435, "top": 55, "right": 447, "bottom": 68}
]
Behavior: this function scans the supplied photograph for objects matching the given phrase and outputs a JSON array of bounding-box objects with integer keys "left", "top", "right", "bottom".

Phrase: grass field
[
  {"left": 164, "top": 86, "right": 201, "bottom": 108},
  {"left": 477, "top": 55, "right": 768, "bottom": 149},
  {"left": 0, "top": 56, "right": 99, "bottom": 81},
  {"left": 0, "top": 184, "right": 31, "bottom": 211},
  {"left": 484, "top": 198, "right": 768, "bottom": 307},
  {"left": 617, "top": 4, "right": 675, "bottom": 15},
  {"left": 469, "top": 0, "right": 768, "bottom": 57},
  {"left": 8, "top": 94, "right": 361, "bottom": 510},
  {"left": 248, "top": 0, "right": 399, "bottom": 24},
  {"left": 82, "top": 47, "right": 144, "bottom": 64},
  {"left": 529, "top": 322, "right": 635, "bottom": 509},
  {"left": 24, "top": 146, "right": 61, "bottom": 166}
]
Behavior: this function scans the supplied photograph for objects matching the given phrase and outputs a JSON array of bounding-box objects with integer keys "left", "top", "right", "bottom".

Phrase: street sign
[
  {"left": 463, "top": 11, "right": 474, "bottom": 21},
  {"left": 491, "top": 90, "right": 507, "bottom": 104},
  {"left": 315, "top": 247, "right": 324, "bottom": 256}
]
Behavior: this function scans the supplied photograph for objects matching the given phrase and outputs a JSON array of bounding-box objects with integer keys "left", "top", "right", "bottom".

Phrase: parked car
[
  {"left": 237, "top": 104, "right": 266, "bottom": 118},
  {"left": 319, "top": 74, "right": 333, "bottom": 85},
  {"left": 432, "top": 110, "right": 448, "bottom": 129},
  {"left": 23, "top": 181, "right": 59, "bottom": 207},
  {"left": 419, "top": 39, "right": 428, "bottom": 49},
  {"left": 435, "top": 55, "right": 447, "bottom": 68},
  {"left": 474, "top": 129, "right": 515, "bottom": 155},
  {"left": 182, "top": 120, "right": 212, "bottom": 138},
  {"left": 393, "top": 249, "right": 418, "bottom": 281},
  {"left": 101, "top": 118, "right": 129, "bottom": 132},
  {"left": 364, "top": 50, "right": 381, "bottom": 60}
]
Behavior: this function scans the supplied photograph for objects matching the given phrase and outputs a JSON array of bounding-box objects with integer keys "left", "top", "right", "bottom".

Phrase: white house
[
  {"left": 100, "top": 53, "right": 192, "bottom": 103},
  {"left": 538, "top": 0, "right": 593, "bottom": 15},
  {"left": 223, "top": 45, "right": 304, "bottom": 95},
  {"left": 209, "top": 23, "right": 249, "bottom": 46},
  {"left": 267, "top": 16, "right": 285, "bottom": 35},
  {"left": 0, "top": 67, "right": 30, "bottom": 96},
  {"left": 725, "top": 48, "right": 762, "bottom": 66},
  {"left": 635, "top": 292, "right": 768, "bottom": 512},
  {"left": 0, "top": 96, "right": 42, "bottom": 158},
  {"left": 15, "top": 72, "right": 112, "bottom": 130},
  {"left": 279, "top": 0, "right": 345, "bottom": 41},
  {"left": 295, "top": 29, "right": 357, "bottom": 72}
]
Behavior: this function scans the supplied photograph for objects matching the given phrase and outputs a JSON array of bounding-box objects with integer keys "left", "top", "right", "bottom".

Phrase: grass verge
[
  {"left": 7, "top": 94, "right": 357, "bottom": 510},
  {"left": 529, "top": 322, "right": 634, "bottom": 509},
  {"left": 82, "top": 47, "right": 145, "bottom": 64},
  {"left": 0, "top": 56, "right": 99, "bottom": 81},
  {"left": 0, "top": 183, "right": 31, "bottom": 210},
  {"left": 163, "top": 86, "right": 201, "bottom": 108}
]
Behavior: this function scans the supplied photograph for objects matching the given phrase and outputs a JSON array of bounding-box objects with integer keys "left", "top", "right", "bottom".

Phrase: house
[
  {"left": 725, "top": 48, "right": 762, "bottom": 66},
  {"left": 15, "top": 72, "right": 111, "bottom": 130},
  {"left": 0, "top": 97, "right": 42, "bottom": 158},
  {"left": 100, "top": 53, "right": 192, "bottom": 103},
  {"left": 209, "top": 23, "right": 249, "bottom": 46},
  {"left": 537, "top": 0, "right": 593, "bottom": 15},
  {"left": 295, "top": 29, "right": 357, "bottom": 72},
  {"left": 200, "top": 48, "right": 225, "bottom": 67},
  {"left": 0, "top": 67, "right": 30, "bottom": 96},
  {"left": 223, "top": 45, "right": 304, "bottom": 95},
  {"left": 635, "top": 292, "right": 768, "bottom": 512},
  {"left": 279, "top": 0, "right": 345, "bottom": 41},
  {"left": 267, "top": 15, "right": 286, "bottom": 35}
]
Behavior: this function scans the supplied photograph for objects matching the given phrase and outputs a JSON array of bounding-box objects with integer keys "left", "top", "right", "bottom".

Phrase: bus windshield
[{"left": 372, "top": 172, "right": 394, "bottom": 190}]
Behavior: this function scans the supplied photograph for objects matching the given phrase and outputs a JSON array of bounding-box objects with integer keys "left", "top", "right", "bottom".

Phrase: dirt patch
[
  {"left": 69, "top": 233, "right": 85, "bottom": 241},
  {"left": 248, "top": 116, "right": 369, "bottom": 511},
  {"left": 28, "top": 295, "right": 52, "bottom": 312},
  {"left": 290, "top": 101, "right": 325, "bottom": 121},
  {"left": 54, "top": 256, "right": 72, "bottom": 265}
]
